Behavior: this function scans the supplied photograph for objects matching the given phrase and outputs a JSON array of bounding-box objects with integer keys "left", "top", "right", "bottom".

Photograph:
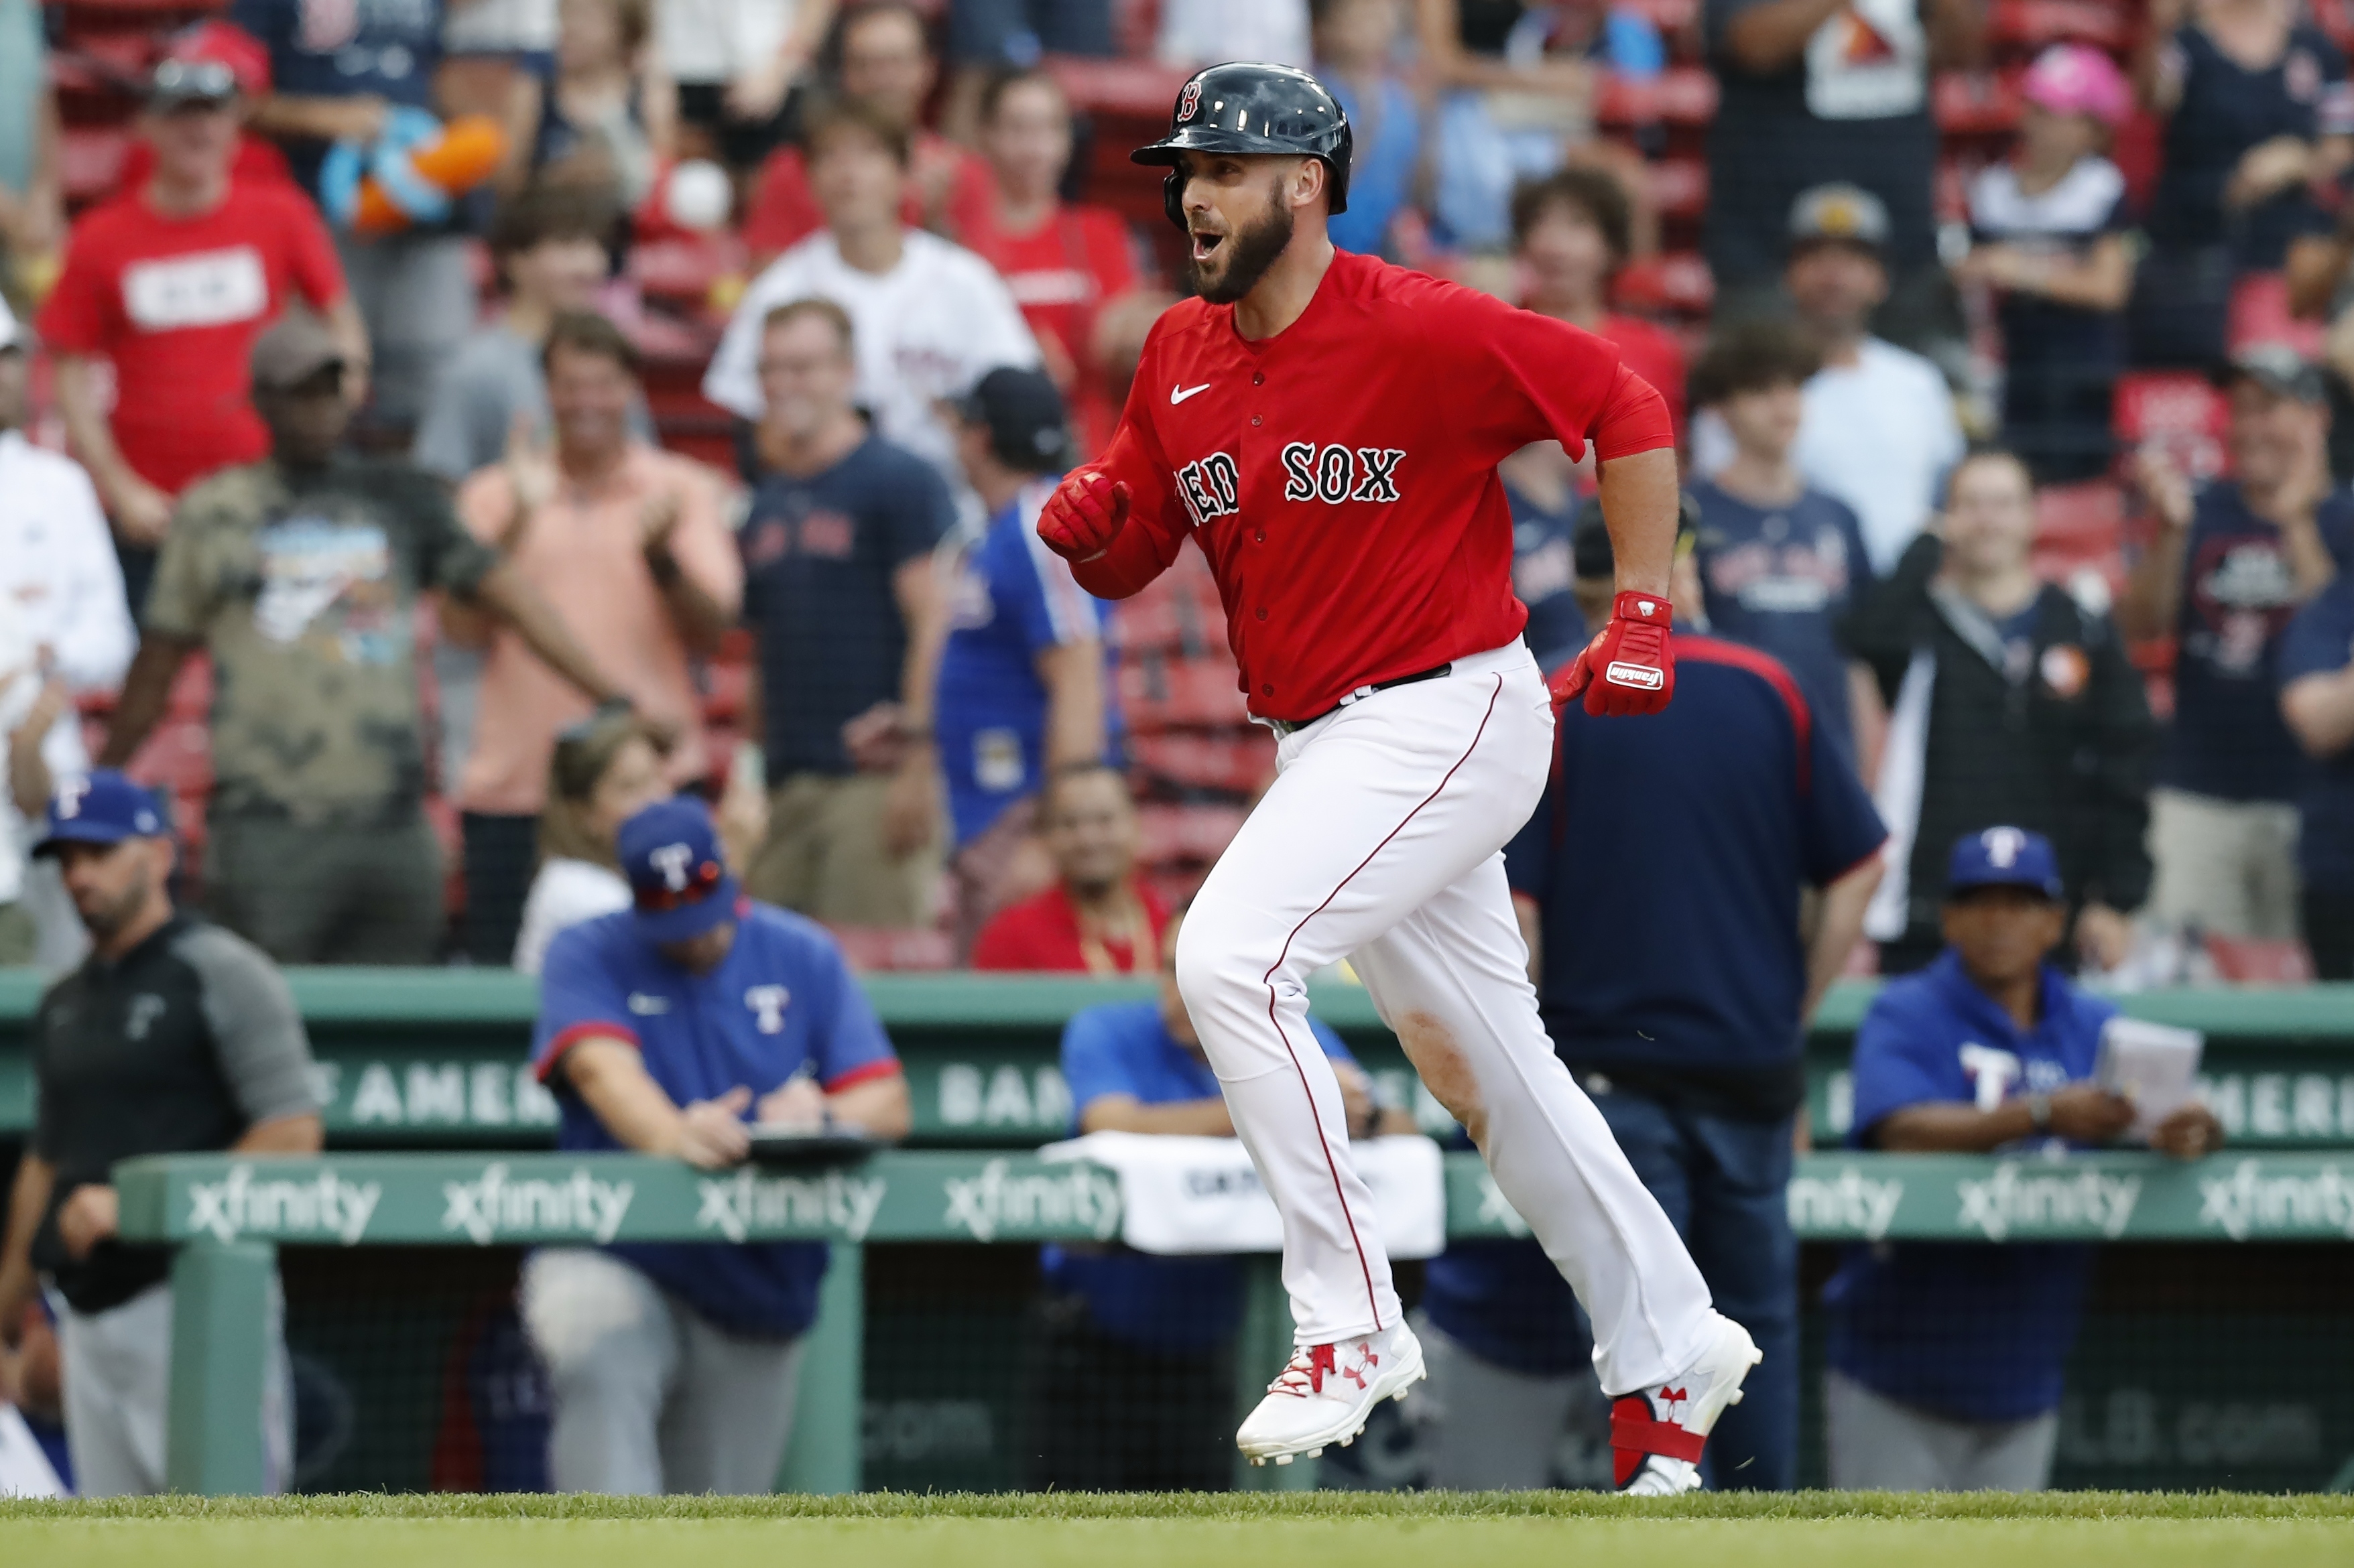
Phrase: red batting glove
[
  {"left": 1552, "top": 590, "right": 1676, "bottom": 718},
  {"left": 1036, "top": 470, "right": 1130, "bottom": 563}
]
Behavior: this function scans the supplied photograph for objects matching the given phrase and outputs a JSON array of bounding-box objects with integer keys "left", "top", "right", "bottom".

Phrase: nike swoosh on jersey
[{"left": 1171, "top": 383, "right": 1212, "bottom": 404}]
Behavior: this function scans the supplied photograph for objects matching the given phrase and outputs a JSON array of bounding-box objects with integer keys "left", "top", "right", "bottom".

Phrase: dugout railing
[{"left": 109, "top": 1145, "right": 2354, "bottom": 1495}]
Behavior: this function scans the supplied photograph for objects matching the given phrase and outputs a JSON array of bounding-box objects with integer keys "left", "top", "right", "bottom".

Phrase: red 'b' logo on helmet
[{"left": 1176, "top": 81, "right": 1202, "bottom": 123}]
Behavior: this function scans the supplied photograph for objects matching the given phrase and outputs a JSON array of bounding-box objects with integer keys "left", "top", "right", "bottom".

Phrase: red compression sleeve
[{"left": 1592, "top": 363, "right": 1676, "bottom": 463}]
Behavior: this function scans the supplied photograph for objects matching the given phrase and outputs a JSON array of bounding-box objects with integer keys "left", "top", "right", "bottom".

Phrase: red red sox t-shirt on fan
[
  {"left": 38, "top": 181, "right": 347, "bottom": 497},
  {"left": 963, "top": 203, "right": 1140, "bottom": 461}
]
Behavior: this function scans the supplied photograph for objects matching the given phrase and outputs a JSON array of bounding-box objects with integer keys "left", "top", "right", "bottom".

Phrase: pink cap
[{"left": 2020, "top": 44, "right": 2132, "bottom": 129}]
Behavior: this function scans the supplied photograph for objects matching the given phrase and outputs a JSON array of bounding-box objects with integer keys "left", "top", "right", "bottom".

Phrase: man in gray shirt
[
  {"left": 412, "top": 186, "right": 651, "bottom": 485},
  {"left": 0, "top": 770, "right": 322, "bottom": 1496}
]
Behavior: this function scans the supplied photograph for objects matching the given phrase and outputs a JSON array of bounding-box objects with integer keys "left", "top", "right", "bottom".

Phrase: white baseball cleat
[
  {"left": 1236, "top": 1322, "right": 1426, "bottom": 1465},
  {"left": 1611, "top": 1312, "right": 1762, "bottom": 1495}
]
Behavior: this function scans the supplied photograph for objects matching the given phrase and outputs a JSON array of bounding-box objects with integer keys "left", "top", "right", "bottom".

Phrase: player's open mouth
[{"left": 1190, "top": 228, "right": 1226, "bottom": 263}]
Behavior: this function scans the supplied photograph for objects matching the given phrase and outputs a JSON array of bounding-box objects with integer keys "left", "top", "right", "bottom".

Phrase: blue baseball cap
[
  {"left": 617, "top": 796, "right": 740, "bottom": 943},
  {"left": 32, "top": 770, "right": 172, "bottom": 858},
  {"left": 1946, "top": 826, "right": 2064, "bottom": 901}
]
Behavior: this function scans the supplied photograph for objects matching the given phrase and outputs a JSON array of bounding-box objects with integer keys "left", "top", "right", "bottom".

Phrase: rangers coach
[{"left": 0, "top": 770, "right": 320, "bottom": 1495}]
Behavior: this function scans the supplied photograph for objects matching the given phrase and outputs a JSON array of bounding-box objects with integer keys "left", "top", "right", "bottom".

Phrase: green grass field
[{"left": 6, "top": 1493, "right": 2354, "bottom": 1568}]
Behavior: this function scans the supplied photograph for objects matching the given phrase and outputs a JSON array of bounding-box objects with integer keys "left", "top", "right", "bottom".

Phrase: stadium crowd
[{"left": 0, "top": 0, "right": 2340, "bottom": 1501}]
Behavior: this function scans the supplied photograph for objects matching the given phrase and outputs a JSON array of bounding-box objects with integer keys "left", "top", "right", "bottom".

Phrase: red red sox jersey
[{"left": 1074, "top": 249, "right": 1674, "bottom": 722}]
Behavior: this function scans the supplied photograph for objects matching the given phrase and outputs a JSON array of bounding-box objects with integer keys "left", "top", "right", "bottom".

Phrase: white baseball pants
[{"left": 1174, "top": 640, "right": 1717, "bottom": 1396}]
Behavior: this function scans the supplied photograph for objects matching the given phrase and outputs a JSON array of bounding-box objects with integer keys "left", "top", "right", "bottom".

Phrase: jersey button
[
  {"left": 1251, "top": 415, "right": 1263, "bottom": 426},
  {"left": 1253, "top": 372, "right": 1265, "bottom": 386},
  {"left": 1254, "top": 529, "right": 1266, "bottom": 543},
  {"left": 1255, "top": 608, "right": 1267, "bottom": 620},
  {"left": 1261, "top": 683, "right": 1274, "bottom": 697}
]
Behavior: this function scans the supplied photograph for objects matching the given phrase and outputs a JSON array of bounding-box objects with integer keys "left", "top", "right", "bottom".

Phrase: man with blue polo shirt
[
  {"left": 1417, "top": 515, "right": 1886, "bottom": 1492},
  {"left": 935, "top": 366, "right": 1111, "bottom": 954},
  {"left": 1026, "top": 906, "right": 1406, "bottom": 1492},
  {"left": 523, "top": 796, "right": 912, "bottom": 1495},
  {"left": 1825, "top": 826, "right": 2225, "bottom": 1491}
]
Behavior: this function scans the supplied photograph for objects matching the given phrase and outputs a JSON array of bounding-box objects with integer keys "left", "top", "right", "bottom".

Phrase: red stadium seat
[
  {"left": 2205, "top": 934, "right": 2314, "bottom": 985},
  {"left": 1595, "top": 67, "right": 1719, "bottom": 128},
  {"left": 1113, "top": 567, "right": 1227, "bottom": 658},
  {"left": 2114, "top": 372, "right": 2230, "bottom": 480},
  {"left": 1118, "top": 655, "right": 1250, "bottom": 732},
  {"left": 1135, "top": 802, "right": 1248, "bottom": 868},
  {"left": 1987, "top": 0, "right": 2131, "bottom": 53},
  {"left": 1934, "top": 71, "right": 2024, "bottom": 136},
  {"left": 1613, "top": 251, "right": 1715, "bottom": 317},
  {"left": 166, "top": 656, "right": 214, "bottom": 723},
  {"left": 1129, "top": 731, "right": 1276, "bottom": 795},
  {"left": 630, "top": 235, "right": 747, "bottom": 314},
  {"left": 2227, "top": 271, "right": 2326, "bottom": 358},
  {"left": 1644, "top": 159, "right": 1709, "bottom": 220},
  {"left": 2032, "top": 480, "right": 2127, "bottom": 595},
  {"left": 129, "top": 719, "right": 212, "bottom": 799},
  {"left": 826, "top": 925, "right": 954, "bottom": 972},
  {"left": 701, "top": 659, "right": 751, "bottom": 725}
]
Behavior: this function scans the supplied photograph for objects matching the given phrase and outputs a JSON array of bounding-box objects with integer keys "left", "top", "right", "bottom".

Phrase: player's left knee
[{"left": 1395, "top": 1010, "right": 1488, "bottom": 1144}]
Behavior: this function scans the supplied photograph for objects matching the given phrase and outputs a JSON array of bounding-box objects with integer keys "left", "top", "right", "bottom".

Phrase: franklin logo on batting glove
[{"left": 1553, "top": 591, "right": 1676, "bottom": 716}]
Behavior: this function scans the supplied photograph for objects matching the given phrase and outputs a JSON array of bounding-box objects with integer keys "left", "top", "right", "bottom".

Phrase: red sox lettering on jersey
[{"left": 1070, "top": 250, "right": 1672, "bottom": 721}]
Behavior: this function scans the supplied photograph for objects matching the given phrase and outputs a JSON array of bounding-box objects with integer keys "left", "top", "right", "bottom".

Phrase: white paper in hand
[{"left": 2095, "top": 1017, "right": 2204, "bottom": 1140}]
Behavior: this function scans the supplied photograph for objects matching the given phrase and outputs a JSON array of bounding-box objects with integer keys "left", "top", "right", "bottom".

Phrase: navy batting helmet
[{"left": 1131, "top": 62, "right": 1353, "bottom": 229}]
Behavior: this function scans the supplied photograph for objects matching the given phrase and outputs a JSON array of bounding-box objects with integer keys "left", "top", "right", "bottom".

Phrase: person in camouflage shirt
[{"left": 100, "top": 316, "right": 640, "bottom": 963}]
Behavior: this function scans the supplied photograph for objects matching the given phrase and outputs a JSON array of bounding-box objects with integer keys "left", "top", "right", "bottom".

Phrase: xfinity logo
[
  {"left": 441, "top": 1163, "right": 635, "bottom": 1246},
  {"left": 188, "top": 1165, "right": 382, "bottom": 1246},
  {"left": 1957, "top": 1162, "right": 2140, "bottom": 1241},
  {"left": 944, "top": 1159, "right": 1121, "bottom": 1242},
  {"left": 1786, "top": 1167, "right": 1904, "bottom": 1240},
  {"left": 2198, "top": 1159, "right": 2354, "bottom": 1240},
  {"left": 696, "top": 1168, "right": 887, "bottom": 1243}
]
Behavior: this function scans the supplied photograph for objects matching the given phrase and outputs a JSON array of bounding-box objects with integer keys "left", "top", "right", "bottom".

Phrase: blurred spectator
[
  {"left": 942, "top": 0, "right": 1115, "bottom": 140},
  {"left": 1313, "top": 0, "right": 1426, "bottom": 260},
  {"left": 0, "top": 770, "right": 322, "bottom": 1496},
  {"left": 1782, "top": 184, "right": 1965, "bottom": 574},
  {"left": 0, "top": 0, "right": 62, "bottom": 302},
  {"left": 2119, "top": 346, "right": 2350, "bottom": 942},
  {"left": 1501, "top": 440, "right": 1585, "bottom": 669},
  {"left": 235, "top": 0, "right": 477, "bottom": 430},
  {"left": 1825, "top": 827, "right": 2223, "bottom": 1492},
  {"left": 1438, "top": 509, "right": 1881, "bottom": 1494},
  {"left": 973, "top": 763, "right": 1163, "bottom": 974},
  {"left": 1844, "top": 450, "right": 2154, "bottom": 974},
  {"left": 1956, "top": 46, "right": 2138, "bottom": 484},
  {"left": 1417, "top": 0, "right": 1623, "bottom": 253},
  {"left": 663, "top": 0, "right": 837, "bottom": 174},
  {"left": 934, "top": 369, "right": 1109, "bottom": 954},
  {"left": 39, "top": 58, "right": 363, "bottom": 615},
  {"left": 416, "top": 187, "right": 645, "bottom": 484},
  {"left": 1703, "top": 0, "right": 1977, "bottom": 330},
  {"left": 99, "top": 316, "right": 631, "bottom": 964},
  {"left": 114, "top": 23, "right": 303, "bottom": 195},
  {"left": 521, "top": 0, "right": 678, "bottom": 208},
  {"left": 1026, "top": 906, "right": 1401, "bottom": 1490},
  {"left": 1159, "top": 0, "right": 1311, "bottom": 69},
  {"left": 1687, "top": 320, "right": 1875, "bottom": 760},
  {"left": 2280, "top": 567, "right": 2354, "bottom": 976},
  {"left": 742, "top": 3, "right": 994, "bottom": 262},
  {"left": 1513, "top": 168, "right": 1686, "bottom": 441},
  {"left": 736, "top": 299, "right": 954, "bottom": 926},
  {"left": 1, "top": 1297, "right": 69, "bottom": 1494},
  {"left": 2135, "top": 0, "right": 2354, "bottom": 367},
  {"left": 961, "top": 70, "right": 1147, "bottom": 458},
  {"left": 0, "top": 298, "right": 135, "bottom": 970},
  {"left": 451, "top": 312, "right": 741, "bottom": 966},
  {"left": 525, "top": 796, "right": 910, "bottom": 1494},
  {"left": 512, "top": 705, "right": 674, "bottom": 974},
  {"left": 712, "top": 98, "right": 1039, "bottom": 493}
]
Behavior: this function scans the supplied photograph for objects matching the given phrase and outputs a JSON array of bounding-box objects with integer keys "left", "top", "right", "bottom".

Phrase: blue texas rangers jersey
[
  {"left": 1826, "top": 951, "right": 2116, "bottom": 1422},
  {"left": 936, "top": 478, "right": 1116, "bottom": 847},
  {"left": 532, "top": 899, "right": 901, "bottom": 1337}
]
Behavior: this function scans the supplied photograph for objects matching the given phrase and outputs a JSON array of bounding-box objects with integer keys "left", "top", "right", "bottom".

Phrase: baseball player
[{"left": 1032, "top": 62, "right": 1757, "bottom": 1490}]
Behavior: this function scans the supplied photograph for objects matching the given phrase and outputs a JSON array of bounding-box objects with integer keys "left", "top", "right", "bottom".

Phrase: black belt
[{"left": 1265, "top": 663, "right": 1453, "bottom": 736}]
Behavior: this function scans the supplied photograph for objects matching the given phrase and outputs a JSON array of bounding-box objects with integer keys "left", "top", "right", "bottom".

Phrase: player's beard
[{"left": 1190, "top": 186, "right": 1295, "bottom": 306}]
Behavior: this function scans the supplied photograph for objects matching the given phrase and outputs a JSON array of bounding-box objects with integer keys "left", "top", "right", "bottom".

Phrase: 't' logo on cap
[
  {"left": 649, "top": 842, "right": 695, "bottom": 891},
  {"left": 1982, "top": 826, "right": 2027, "bottom": 868}
]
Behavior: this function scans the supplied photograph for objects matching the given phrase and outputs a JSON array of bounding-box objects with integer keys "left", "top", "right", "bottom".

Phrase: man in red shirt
[
  {"left": 972, "top": 764, "right": 1168, "bottom": 976},
  {"left": 1513, "top": 167, "right": 1688, "bottom": 446},
  {"left": 40, "top": 56, "right": 365, "bottom": 610},
  {"left": 961, "top": 69, "right": 1149, "bottom": 460},
  {"left": 741, "top": 2, "right": 992, "bottom": 267},
  {"left": 1034, "top": 63, "right": 1755, "bottom": 1489}
]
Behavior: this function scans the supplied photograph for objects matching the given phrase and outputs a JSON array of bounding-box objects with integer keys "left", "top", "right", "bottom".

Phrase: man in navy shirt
[
  {"left": 1688, "top": 320, "right": 1877, "bottom": 760},
  {"left": 1418, "top": 516, "right": 1886, "bottom": 1492},
  {"left": 232, "top": 0, "right": 477, "bottom": 428},
  {"left": 933, "top": 367, "right": 1111, "bottom": 954},
  {"left": 1028, "top": 905, "right": 1406, "bottom": 1492},
  {"left": 1499, "top": 440, "right": 1586, "bottom": 670},
  {"left": 525, "top": 796, "right": 912, "bottom": 1494},
  {"left": 737, "top": 298, "right": 956, "bottom": 927},
  {"left": 2122, "top": 345, "right": 2354, "bottom": 945},
  {"left": 1827, "top": 827, "right": 2223, "bottom": 1490},
  {"left": 2279, "top": 574, "right": 2354, "bottom": 974}
]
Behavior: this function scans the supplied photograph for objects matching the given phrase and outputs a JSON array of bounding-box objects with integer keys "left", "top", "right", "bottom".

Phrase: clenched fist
[
  {"left": 1552, "top": 590, "right": 1676, "bottom": 718},
  {"left": 1037, "top": 470, "right": 1130, "bottom": 563}
]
